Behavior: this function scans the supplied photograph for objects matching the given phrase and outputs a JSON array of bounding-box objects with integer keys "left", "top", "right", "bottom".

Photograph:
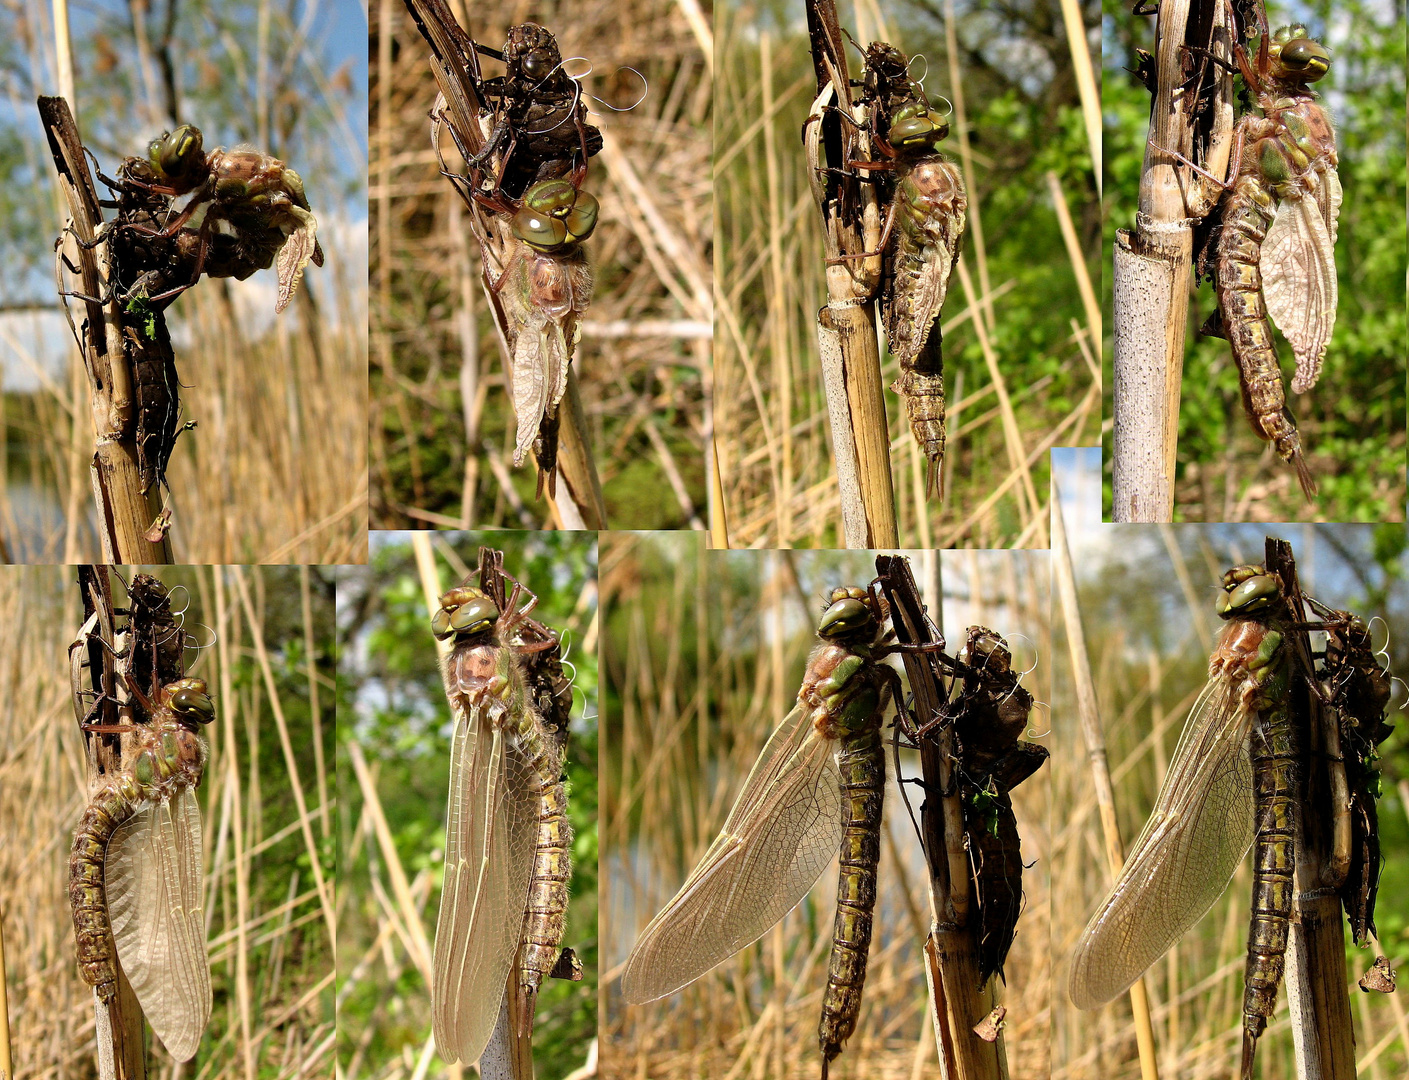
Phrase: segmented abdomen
[
  {"left": 1243, "top": 695, "right": 1298, "bottom": 1052},
  {"left": 819, "top": 727, "right": 884, "bottom": 1066},
  {"left": 967, "top": 793, "right": 1025, "bottom": 985},
  {"left": 517, "top": 756, "right": 572, "bottom": 1011},
  {"left": 69, "top": 780, "right": 142, "bottom": 1001},
  {"left": 1217, "top": 178, "right": 1313, "bottom": 489}
]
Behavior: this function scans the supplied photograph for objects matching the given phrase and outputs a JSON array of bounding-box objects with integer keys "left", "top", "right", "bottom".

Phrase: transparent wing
[
  {"left": 275, "top": 207, "right": 319, "bottom": 313},
  {"left": 1263, "top": 183, "right": 1339, "bottom": 395},
  {"left": 1068, "top": 672, "right": 1256, "bottom": 1009},
  {"left": 621, "top": 704, "right": 844, "bottom": 1003},
  {"left": 431, "top": 697, "right": 539, "bottom": 1065},
  {"left": 106, "top": 789, "right": 211, "bottom": 1061}
]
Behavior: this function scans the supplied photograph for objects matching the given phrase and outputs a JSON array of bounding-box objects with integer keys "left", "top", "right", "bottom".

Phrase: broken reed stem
[
  {"left": 554, "top": 370, "right": 606, "bottom": 529},
  {"left": 1051, "top": 487, "right": 1160, "bottom": 1080},
  {"left": 1112, "top": 0, "right": 1232, "bottom": 522},
  {"left": 875, "top": 555, "right": 1001, "bottom": 1080},
  {"left": 1265, "top": 538, "right": 1355, "bottom": 1079},
  {"left": 0, "top": 904, "right": 10, "bottom": 1080},
  {"left": 39, "top": 97, "right": 170, "bottom": 563}
]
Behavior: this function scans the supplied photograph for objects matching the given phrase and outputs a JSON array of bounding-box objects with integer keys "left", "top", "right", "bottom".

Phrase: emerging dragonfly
[
  {"left": 1195, "top": 22, "right": 1339, "bottom": 499},
  {"left": 69, "top": 675, "right": 215, "bottom": 1061},
  {"left": 623, "top": 585, "right": 922, "bottom": 1076},
  {"left": 430, "top": 562, "right": 573, "bottom": 1065},
  {"left": 421, "top": 15, "right": 605, "bottom": 496},
  {"left": 106, "top": 124, "right": 325, "bottom": 313},
  {"left": 1069, "top": 563, "right": 1390, "bottom": 1077}
]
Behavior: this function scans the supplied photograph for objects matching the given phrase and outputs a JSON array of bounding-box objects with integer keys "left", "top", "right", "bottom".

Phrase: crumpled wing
[
  {"left": 106, "top": 789, "right": 212, "bottom": 1062},
  {"left": 511, "top": 311, "right": 570, "bottom": 468},
  {"left": 621, "top": 704, "right": 844, "bottom": 1003},
  {"left": 1068, "top": 673, "right": 1257, "bottom": 1009},
  {"left": 432, "top": 700, "right": 539, "bottom": 1065},
  {"left": 1263, "top": 177, "right": 1340, "bottom": 395},
  {"left": 275, "top": 206, "right": 319, "bottom": 314}
]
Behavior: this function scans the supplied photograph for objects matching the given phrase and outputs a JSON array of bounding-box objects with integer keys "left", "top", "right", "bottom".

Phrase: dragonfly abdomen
[
  {"left": 517, "top": 753, "right": 572, "bottom": 1030},
  {"left": 1216, "top": 178, "right": 1314, "bottom": 497},
  {"left": 70, "top": 779, "right": 142, "bottom": 1000},
  {"left": 819, "top": 727, "right": 885, "bottom": 1068},
  {"left": 1242, "top": 694, "right": 1299, "bottom": 1077}
]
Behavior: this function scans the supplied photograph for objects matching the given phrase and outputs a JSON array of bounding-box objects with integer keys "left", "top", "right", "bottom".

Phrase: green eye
[
  {"left": 890, "top": 106, "right": 948, "bottom": 149},
  {"left": 819, "top": 597, "right": 871, "bottom": 637},
  {"left": 564, "top": 190, "right": 599, "bottom": 244},
  {"left": 450, "top": 596, "right": 500, "bottom": 634},
  {"left": 512, "top": 205, "right": 570, "bottom": 250},
  {"left": 151, "top": 125, "right": 204, "bottom": 178},
  {"left": 171, "top": 686, "right": 215, "bottom": 722},
  {"left": 431, "top": 607, "right": 454, "bottom": 639}
]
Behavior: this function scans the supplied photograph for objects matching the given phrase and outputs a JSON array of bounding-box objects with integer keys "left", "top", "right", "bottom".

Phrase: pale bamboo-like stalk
[
  {"left": 1052, "top": 487, "right": 1160, "bottom": 1080},
  {"left": 1112, "top": 0, "right": 1233, "bottom": 521},
  {"left": 0, "top": 902, "right": 11, "bottom": 1080}
]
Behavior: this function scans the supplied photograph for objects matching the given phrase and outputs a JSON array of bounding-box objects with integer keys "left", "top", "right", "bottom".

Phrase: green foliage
[
  {"left": 1102, "top": 0, "right": 1406, "bottom": 518},
  {"left": 336, "top": 533, "right": 598, "bottom": 1076}
]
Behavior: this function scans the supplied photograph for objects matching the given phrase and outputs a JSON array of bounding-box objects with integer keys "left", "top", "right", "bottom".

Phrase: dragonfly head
[
  {"left": 887, "top": 102, "right": 950, "bottom": 154},
  {"left": 1216, "top": 567, "right": 1283, "bottom": 619},
  {"left": 1270, "top": 26, "right": 1330, "bottom": 84},
  {"left": 818, "top": 587, "right": 881, "bottom": 641},
  {"left": 163, "top": 678, "right": 216, "bottom": 724},
  {"left": 148, "top": 125, "right": 210, "bottom": 186},
  {"left": 433, "top": 587, "right": 501, "bottom": 640},
  {"left": 512, "top": 179, "right": 599, "bottom": 253}
]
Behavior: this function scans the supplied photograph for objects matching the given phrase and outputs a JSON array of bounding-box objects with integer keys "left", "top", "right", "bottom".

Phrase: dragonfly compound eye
[
  {"left": 431, "top": 607, "right": 454, "bottom": 639},
  {"left": 889, "top": 106, "right": 948, "bottom": 150},
  {"left": 450, "top": 596, "right": 500, "bottom": 635},
  {"left": 818, "top": 597, "right": 873, "bottom": 638},
  {"left": 513, "top": 180, "right": 596, "bottom": 251},
  {"left": 1279, "top": 37, "right": 1330, "bottom": 80},
  {"left": 170, "top": 686, "right": 215, "bottom": 723},
  {"left": 151, "top": 125, "right": 205, "bottom": 179},
  {"left": 1217, "top": 573, "right": 1281, "bottom": 617}
]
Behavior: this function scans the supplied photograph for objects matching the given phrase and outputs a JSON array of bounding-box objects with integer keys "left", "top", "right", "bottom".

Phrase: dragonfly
[
  {"left": 416, "top": 13, "right": 606, "bottom": 497},
  {"left": 430, "top": 564, "right": 573, "bottom": 1065},
  {"left": 1068, "top": 563, "right": 1387, "bottom": 1077},
  {"left": 1192, "top": 23, "right": 1338, "bottom": 500},
  {"left": 622, "top": 584, "right": 930, "bottom": 1077},
  {"left": 847, "top": 42, "right": 967, "bottom": 498},
  {"left": 69, "top": 675, "right": 215, "bottom": 1062},
  {"left": 106, "top": 124, "right": 325, "bottom": 313}
]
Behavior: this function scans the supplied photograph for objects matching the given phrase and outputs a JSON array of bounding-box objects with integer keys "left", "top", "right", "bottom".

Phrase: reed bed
[
  {"left": 1051, "top": 525, "right": 1409, "bottom": 1078},
  {"left": 713, "top": 0, "right": 1100, "bottom": 549},
  {"left": 369, "top": 0, "right": 711, "bottom": 531},
  {"left": 334, "top": 532, "right": 599, "bottom": 1079},
  {"left": 0, "top": 565, "right": 336, "bottom": 1076},
  {"left": 600, "top": 536, "right": 1052, "bottom": 1078},
  {"left": 0, "top": 0, "right": 369, "bottom": 564}
]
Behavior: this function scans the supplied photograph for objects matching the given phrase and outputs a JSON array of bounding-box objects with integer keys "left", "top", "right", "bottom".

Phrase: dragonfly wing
[
  {"left": 275, "top": 207, "right": 319, "bottom": 313},
  {"left": 432, "top": 701, "right": 539, "bottom": 1065},
  {"left": 106, "top": 789, "right": 211, "bottom": 1061},
  {"left": 1262, "top": 189, "right": 1338, "bottom": 394},
  {"left": 1068, "top": 673, "right": 1257, "bottom": 1009},
  {"left": 621, "top": 704, "right": 844, "bottom": 1003}
]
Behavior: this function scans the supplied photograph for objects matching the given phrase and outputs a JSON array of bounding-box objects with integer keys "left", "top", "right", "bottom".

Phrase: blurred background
[
  {"left": 1101, "top": 0, "right": 1406, "bottom": 521},
  {"left": 0, "top": 0, "right": 369, "bottom": 562},
  {"left": 335, "top": 531, "right": 599, "bottom": 1078},
  {"left": 600, "top": 536, "right": 1052, "bottom": 1078},
  {"left": 714, "top": 0, "right": 1100, "bottom": 547},
  {"left": 0, "top": 564, "right": 337, "bottom": 1073},
  {"left": 369, "top": 0, "right": 711, "bottom": 530},
  {"left": 1051, "top": 455, "right": 1409, "bottom": 1078}
]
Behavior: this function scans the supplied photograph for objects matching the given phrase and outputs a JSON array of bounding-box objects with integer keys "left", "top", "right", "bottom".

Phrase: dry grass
[
  {"left": 369, "top": 0, "right": 711, "bottom": 531},
  {"left": 0, "top": 565, "right": 336, "bottom": 1076},
  {"left": 600, "top": 537, "right": 1052, "bottom": 1078},
  {"left": 0, "top": 0, "right": 369, "bottom": 565},
  {"left": 1050, "top": 527, "right": 1409, "bottom": 1079},
  {"left": 712, "top": 1, "right": 1101, "bottom": 549}
]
